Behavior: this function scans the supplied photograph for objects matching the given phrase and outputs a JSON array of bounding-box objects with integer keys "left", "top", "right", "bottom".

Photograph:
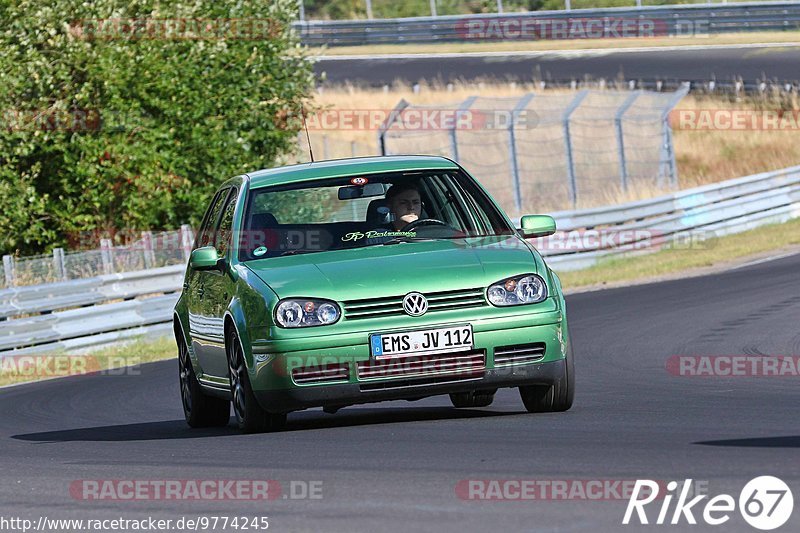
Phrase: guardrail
[
  {"left": 529, "top": 164, "right": 800, "bottom": 270},
  {"left": 1, "top": 163, "right": 798, "bottom": 356},
  {"left": 296, "top": 2, "right": 800, "bottom": 46}
]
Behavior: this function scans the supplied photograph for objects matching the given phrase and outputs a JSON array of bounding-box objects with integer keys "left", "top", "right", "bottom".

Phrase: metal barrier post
[
  {"left": 2, "top": 255, "right": 15, "bottom": 287},
  {"left": 451, "top": 96, "right": 477, "bottom": 162},
  {"left": 377, "top": 99, "right": 410, "bottom": 155},
  {"left": 563, "top": 90, "right": 589, "bottom": 207},
  {"left": 100, "top": 239, "right": 115, "bottom": 274},
  {"left": 53, "top": 248, "right": 67, "bottom": 281},
  {"left": 508, "top": 93, "right": 535, "bottom": 214},
  {"left": 615, "top": 91, "right": 641, "bottom": 192}
]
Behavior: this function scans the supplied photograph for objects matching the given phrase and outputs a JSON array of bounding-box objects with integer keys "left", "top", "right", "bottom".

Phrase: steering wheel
[{"left": 401, "top": 218, "right": 448, "bottom": 232}]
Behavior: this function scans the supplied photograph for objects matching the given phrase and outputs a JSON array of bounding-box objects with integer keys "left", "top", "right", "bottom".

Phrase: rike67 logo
[{"left": 623, "top": 477, "right": 793, "bottom": 530}]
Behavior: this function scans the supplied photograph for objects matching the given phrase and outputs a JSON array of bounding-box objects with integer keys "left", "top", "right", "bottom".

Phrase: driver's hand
[{"left": 398, "top": 213, "right": 418, "bottom": 225}]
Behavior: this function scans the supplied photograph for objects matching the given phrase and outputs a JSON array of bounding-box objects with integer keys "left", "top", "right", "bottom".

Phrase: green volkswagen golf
[{"left": 174, "top": 155, "right": 574, "bottom": 433}]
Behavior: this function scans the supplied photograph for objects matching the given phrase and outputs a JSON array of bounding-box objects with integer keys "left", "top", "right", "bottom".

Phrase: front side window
[
  {"left": 214, "top": 188, "right": 239, "bottom": 258},
  {"left": 238, "top": 170, "right": 513, "bottom": 261},
  {"left": 195, "top": 188, "right": 229, "bottom": 250}
]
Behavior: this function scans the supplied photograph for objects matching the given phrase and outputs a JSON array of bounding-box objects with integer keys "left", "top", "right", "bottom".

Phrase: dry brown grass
[{"left": 291, "top": 82, "right": 800, "bottom": 212}]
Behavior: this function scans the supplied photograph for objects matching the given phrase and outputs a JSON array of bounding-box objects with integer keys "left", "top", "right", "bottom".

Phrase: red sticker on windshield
[{"left": 351, "top": 177, "right": 368, "bottom": 185}]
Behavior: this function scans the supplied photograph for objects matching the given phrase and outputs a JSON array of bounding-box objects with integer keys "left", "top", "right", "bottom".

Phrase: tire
[
  {"left": 227, "top": 327, "right": 287, "bottom": 434},
  {"left": 178, "top": 336, "right": 231, "bottom": 428},
  {"left": 519, "top": 335, "right": 574, "bottom": 413},
  {"left": 450, "top": 389, "right": 496, "bottom": 408}
]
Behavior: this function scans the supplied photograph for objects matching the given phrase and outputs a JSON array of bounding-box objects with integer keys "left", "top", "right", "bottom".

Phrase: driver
[{"left": 384, "top": 183, "right": 422, "bottom": 230}]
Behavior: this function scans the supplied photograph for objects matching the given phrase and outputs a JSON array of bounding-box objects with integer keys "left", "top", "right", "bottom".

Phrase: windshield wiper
[
  {"left": 279, "top": 249, "right": 314, "bottom": 256},
  {"left": 380, "top": 236, "right": 438, "bottom": 246}
]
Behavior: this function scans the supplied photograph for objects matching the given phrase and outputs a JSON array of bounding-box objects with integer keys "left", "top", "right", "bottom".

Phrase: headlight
[
  {"left": 487, "top": 274, "right": 547, "bottom": 306},
  {"left": 275, "top": 298, "right": 341, "bottom": 328}
]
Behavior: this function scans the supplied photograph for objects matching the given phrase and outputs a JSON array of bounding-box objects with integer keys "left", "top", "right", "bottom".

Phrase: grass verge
[
  {"left": 559, "top": 216, "right": 800, "bottom": 290},
  {"left": 0, "top": 336, "right": 176, "bottom": 387},
  {"left": 311, "top": 31, "right": 800, "bottom": 56}
]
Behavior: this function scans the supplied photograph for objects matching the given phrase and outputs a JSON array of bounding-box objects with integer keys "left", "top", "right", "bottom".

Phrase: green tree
[{"left": 0, "top": 0, "right": 314, "bottom": 254}]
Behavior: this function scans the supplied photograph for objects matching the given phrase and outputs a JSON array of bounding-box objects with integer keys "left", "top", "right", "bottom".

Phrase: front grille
[
  {"left": 493, "top": 343, "right": 546, "bottom": 366},
  {"left": 292, "top": 363, "right": 350, "bottom": 385},
  {"left": 356, "top": 350, "right": 486, "bottom": 381},
  {"left": 343, "top": 288, "right": 486, "bottom": 320}
]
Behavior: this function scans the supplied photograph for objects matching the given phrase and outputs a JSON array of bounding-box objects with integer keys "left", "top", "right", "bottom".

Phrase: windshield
[{"left": 238, "top": 170, "right": 514, "bottom": 260}]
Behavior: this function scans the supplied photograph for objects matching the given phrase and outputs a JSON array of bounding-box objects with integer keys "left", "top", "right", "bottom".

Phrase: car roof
[{"left": 246, "top": 155, "right": 459, "bottom": 189}]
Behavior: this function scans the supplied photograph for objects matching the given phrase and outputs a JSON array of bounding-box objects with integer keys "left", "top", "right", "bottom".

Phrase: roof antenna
[{"left": 301, "top": 106, "right": 314, "bottom": 163}]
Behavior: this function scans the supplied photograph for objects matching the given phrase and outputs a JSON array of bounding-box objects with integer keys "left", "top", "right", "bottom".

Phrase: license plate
[{"left": 370, "top": 325, "right": 473, "bottom": 360}]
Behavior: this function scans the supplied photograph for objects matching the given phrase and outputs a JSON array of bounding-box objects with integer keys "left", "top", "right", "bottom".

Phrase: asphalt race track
[
  {"left": 314, "top": 44, "right": 800, "bottom": 87},
  {"left": 1, "top": 252, "right": 799, "bottom": 532}
]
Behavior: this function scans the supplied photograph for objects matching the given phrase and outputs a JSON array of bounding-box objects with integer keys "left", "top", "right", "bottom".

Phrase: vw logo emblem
[{"left": 403, "top": 292, "right": 428, "bottom": 317}]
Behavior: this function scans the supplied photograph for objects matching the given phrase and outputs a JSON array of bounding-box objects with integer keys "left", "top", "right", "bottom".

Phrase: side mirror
[
  {"left": 190, "top": 246, "right": 222, "bottom": 271},
  {"left": 519, "top": 215, "right": 557, "bottom": 238}
]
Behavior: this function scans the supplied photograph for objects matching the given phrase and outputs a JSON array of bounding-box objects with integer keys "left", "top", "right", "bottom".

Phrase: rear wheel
[
  {"left": 450, "top": 389, "right": 496, "bottom": 408},
  {"left": 227, "top": 327, "right": 287, "bottom": 434},
  {"left": 519, "top": 336, "right": 574, "bottom": 413},
  {"left": 178, "top": 337, "right": 230, "bottom": 428}
]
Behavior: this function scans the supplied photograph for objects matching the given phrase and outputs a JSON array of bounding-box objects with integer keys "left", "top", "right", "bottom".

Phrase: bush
[{"left": 0, "top": 0, "right": 314, "bottom": 255}]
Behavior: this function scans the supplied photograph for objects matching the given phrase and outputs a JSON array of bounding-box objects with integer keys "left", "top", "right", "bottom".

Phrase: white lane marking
[
  {"left": 313, "top": 42, "right": 800, "bottom": 61},
  {"left": 726, "top": 250, "right": 800, "bottom": 271}
]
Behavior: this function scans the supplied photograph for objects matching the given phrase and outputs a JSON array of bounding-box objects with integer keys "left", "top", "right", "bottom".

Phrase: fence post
[
  {"left": 100, "top": 239, "right": 115, "bottom": 274},
  {"left": 141, "top": 231, "right": 156, "bottom": 269},
  {"left": 322, "top": 135, "right": 330, "bottom": 160},
  {"left": 659, "top": 82, "right": 690, "bottom": 189},
  {"left": 451, "top": 96, "right": 477, "bottom": 162},
  {"left": 508, "top": 93, "right": 535, "bottom": 214},
  {"left": 377, "top": 99, "right": 410, "bottom": 156},
  {"left": 180, "top": 224, "right": 195, "bottom": 262},
  {"left": 562, "top": 90, "right": 589, "bottom": 208},
  {"left": 2, "top": 255, "right": 15, "bottom": 287},
  {"left": 615, "top": 91, "right": 641, "bottom": 193},
  {"left": 52, "top": 247, "right": 67, "bottom": 281}
]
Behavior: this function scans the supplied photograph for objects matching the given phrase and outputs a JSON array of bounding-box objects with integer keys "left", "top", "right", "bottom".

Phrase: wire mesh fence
[
  {"left": 379, "top": 85, "right": 689, "bottom": 216},
  {"left": 2, "top": 227, "right": 194, "bottom": 288}
]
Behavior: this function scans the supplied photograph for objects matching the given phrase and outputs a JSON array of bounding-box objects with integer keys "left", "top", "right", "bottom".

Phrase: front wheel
[
  {"left": 178, "top": 337, "right": 230, "bottom": 428},
  {"left": 519, "top": 336, "right": 574, "bottom": 413},
  {"left": 227, "top": 328, "right": 287, "bottom": 434}
]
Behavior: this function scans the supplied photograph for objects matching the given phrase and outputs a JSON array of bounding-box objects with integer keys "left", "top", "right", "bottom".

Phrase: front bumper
[
  {"left": 254, "top": 357, "right": 566, "bottom": 413},
  {"left": 248, "top": 310, "right": 567, "bottom": 413}
]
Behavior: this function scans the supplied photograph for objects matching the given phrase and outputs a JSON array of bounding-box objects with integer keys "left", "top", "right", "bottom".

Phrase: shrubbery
[{"left": 0, "top": 0, "right": 314, "bottom": 255}]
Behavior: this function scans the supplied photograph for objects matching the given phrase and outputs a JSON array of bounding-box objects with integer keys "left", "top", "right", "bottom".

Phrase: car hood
[{"left": 243, "top": 236, "right": 541, "bottom": 301}]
